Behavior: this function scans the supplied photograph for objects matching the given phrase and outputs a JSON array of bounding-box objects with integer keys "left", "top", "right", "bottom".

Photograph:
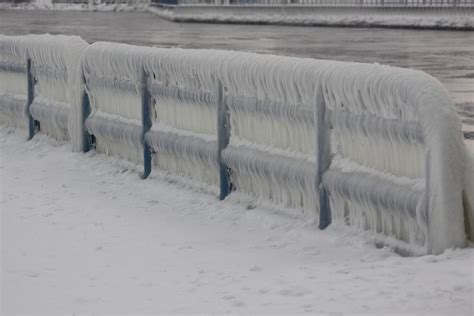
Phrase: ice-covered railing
[
  {"left": 1, "top": 35, "right": 472, "bottom": 255},
  {"left": 0, "top": 36, "right": 29, "bottom": 131},
  {"left": 0, "top": 34, "right": 88, "bottom": 145},
  {"left": 79, "top": 42, "right": 473, "bottom": 255}
]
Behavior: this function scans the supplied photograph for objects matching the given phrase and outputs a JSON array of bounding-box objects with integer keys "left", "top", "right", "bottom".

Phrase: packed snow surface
[{"left": 1, "top": 128, "right": 473, "bottom": 314}]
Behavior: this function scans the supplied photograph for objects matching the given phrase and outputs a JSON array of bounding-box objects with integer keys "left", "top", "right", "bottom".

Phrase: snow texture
[{"left": 2, "top": 128, "right": 474, "bottom": 314}]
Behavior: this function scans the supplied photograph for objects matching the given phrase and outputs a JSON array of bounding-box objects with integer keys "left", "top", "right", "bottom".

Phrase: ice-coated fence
[
  {"left": 0, "top": 34, "right": 88, "bottom": 145},
  {"left": 1, "top": 35, "right": 473, "bottom": 255}
]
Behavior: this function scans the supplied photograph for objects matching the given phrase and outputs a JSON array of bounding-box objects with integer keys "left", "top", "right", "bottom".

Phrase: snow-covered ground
[{"left": 1, "top": 127, "right": 473, "bottom": 314}]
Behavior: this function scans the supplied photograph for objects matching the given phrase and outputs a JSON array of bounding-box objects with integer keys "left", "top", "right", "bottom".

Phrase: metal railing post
[
  {"left": 216, "top": 78, "right": 231, "bottom": 200},
  {"left": 82, "top": 91, "right": 92, "bottom": 152},
  {"left": 140, "top": 69, "right": 152, "bottom": 179},
  {"left": 26, "top": 58, "right": 36, "bottom": 140},
  {"left": 315, "top": 84, "right": 331, "bottom": 229}
]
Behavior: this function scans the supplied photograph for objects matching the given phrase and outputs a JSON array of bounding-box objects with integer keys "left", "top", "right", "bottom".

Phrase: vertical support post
[
  {"left": 140, "top": 69, "right": 152, "bottom": 180},
  {"left": 26, "top": 58, "right": 35, "bottom": 140},
  {"left": 217, "top": 78, "right": 231, "bottom": 200},
  {"left": 82, "top": 91, "right": 92, "bottom": 153},
  {"left": 425, "top": 149, "right": 432, "bottom": 254},
  {"left": 315, "top": 84, "right": 331, "bottom": 229}
]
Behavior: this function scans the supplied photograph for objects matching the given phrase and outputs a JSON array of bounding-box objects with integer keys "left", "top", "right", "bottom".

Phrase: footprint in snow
[
  {"left": 233, "top": 301, "right": 246, "bottom": 307},
  {"left": 249, "top": 265, "right": 262, "bottom": 272}
]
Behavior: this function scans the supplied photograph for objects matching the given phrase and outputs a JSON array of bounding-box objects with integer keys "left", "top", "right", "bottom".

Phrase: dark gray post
[
  {"left": 82, "top": 91, "right": 92, "bottom": 153},
  {"left": 26, "top": 58, "right": 35, "bottom": 140},
  {"left": 140, "top": 69, "right": 152, "bottom": 179},
  {"left": 425, "top": 150, "right": 432, "bottom": 254},
  {"left": 315, "top": 84, "right": 331, "bottom": 229},
  {"left": 216, "top": 78, "right": 231, "bottom": 200}
]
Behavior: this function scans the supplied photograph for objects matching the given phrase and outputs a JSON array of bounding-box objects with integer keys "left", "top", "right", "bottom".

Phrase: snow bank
[
  {"left": 1, "top": 35, "right": 472, "bottom": 254},
  {"left": 0, "top": 34, "right": 88, "bottom": 144}
]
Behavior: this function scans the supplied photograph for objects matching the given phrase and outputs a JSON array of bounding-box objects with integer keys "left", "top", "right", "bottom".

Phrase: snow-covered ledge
[{"left": 149, "top": 5, "right": 474, "bottom": 30}]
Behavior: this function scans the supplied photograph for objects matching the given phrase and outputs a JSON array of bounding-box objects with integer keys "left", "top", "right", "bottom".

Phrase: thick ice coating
[
  {"left": 0, "top": 34, "right": 88, "bottom": 145},
  {"left": 1, "top": 36, "right": 472, "bottom": 255},
  {"left": 82, "top": 41, "right": 473, "bottom": 254}
]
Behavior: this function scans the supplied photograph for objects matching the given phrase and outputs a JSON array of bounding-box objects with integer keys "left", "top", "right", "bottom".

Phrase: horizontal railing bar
[
  {"left": 85, "top": 114, "right": 142, "bottom": 145},
  {"left": 146, "top": 129, "right": 218, "bottom": 163},
  {"left": 322, "top": 169, "right": 422, "bottom": 220},
  {"left": 328, "top": 110, "right": 424, "bottom": 144},
  {"left": 226, "top": 94, "right": 314, "bottom": 124},
  {"left": 86, "top": 75, "right": 139, "bottom": 93},
  {"left": 222, "top": 145, "right": 316, "bottom": 181},
  {"left": 0, "top": 61, "right": 26, "bottom": 74},
  {"left": 0, "top": 93, "right": 27, "bottom": 117},
  {"left": 148, "top": 82, "right": 216, "bottom": 106},
  {"left": 31, "top": 65, "right": 67, "bottom": 81},
  {"left": 30, "top": 100, "right": 70, "bottom": 130}
]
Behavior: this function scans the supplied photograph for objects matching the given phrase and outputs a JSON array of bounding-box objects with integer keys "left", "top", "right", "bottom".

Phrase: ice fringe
[
  {"left": 1, "top": 35, "right": 473, "bottom": 255},
  {"left": 0, "top": 34, "right": 88, "bottom": 146}
]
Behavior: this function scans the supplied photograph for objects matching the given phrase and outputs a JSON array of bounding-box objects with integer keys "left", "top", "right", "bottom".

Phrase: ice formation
[
  {"left": 2, "top": 35, "right": 472, "bottom": 254},
  {"left": 81, "top": 41, "right": 473, "bottom": 253},
  {"left": 0, "top": 34, "right": 88, "bottom": 145},
  {"left": 0, "top": 35, "right": 28, "bottom": 129},
  {"left": 147, "top": 130, "right": 219, "bottom": 185}
]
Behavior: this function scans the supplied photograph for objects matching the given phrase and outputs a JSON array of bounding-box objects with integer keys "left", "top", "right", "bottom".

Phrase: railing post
[
  {"left": 315, "top": 84, "right": 331, "bottom": 229},
  {"left": 425, "top": 149, "right": 432, "bottom": 253},
  {"left": 216, "top": 78, "right": 231, "bottom": 200},
  {"left": 140, "top": 69, "right": 152, "bottom": 179},
  {"left": 26, "top": 58, "right": 36, "bottom": 140},
  {"left": 82, "top": 91, "right": 92, "bottom": 153}
]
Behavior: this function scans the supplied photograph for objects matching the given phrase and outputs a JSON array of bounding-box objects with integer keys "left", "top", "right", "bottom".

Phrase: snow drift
[{"left": 1, "top": 35, "right": 473, "bottom": 255}]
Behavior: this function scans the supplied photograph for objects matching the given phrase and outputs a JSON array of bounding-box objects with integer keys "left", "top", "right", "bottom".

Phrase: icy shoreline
[{"left": 149, "top": 5, "right": 474, "bottom": 30}]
